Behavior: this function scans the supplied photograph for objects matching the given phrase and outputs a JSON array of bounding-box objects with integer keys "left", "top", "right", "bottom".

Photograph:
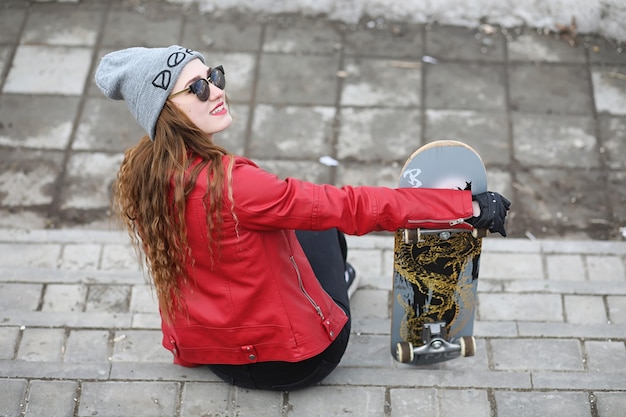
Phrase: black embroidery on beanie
[
  {"left": 168, "top": 51, "right": 188, "bottom": 68},
  {"left": 152, "top": 70, "right": 171, "bottom": 90}
]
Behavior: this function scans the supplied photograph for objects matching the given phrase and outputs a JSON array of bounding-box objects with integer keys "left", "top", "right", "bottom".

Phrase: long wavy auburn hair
[{"left": 113, "top": 100, "right": 234, "bottom": 323}]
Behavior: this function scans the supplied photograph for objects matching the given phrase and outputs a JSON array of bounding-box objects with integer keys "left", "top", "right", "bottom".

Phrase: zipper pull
[{"left": 449, "top": 218, "right": 465, "bottom": 226}]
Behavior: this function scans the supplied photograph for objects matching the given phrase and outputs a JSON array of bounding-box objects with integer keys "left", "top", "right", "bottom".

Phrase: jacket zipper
[
  {"left": 407, "top": 218, "right": 466, "bottom": 226},
  {"left": 290, "top": 256, "right": 325, "bottom": 320}
]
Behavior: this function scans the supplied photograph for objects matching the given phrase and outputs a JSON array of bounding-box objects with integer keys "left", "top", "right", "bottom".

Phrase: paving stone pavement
[
  {"left": 1, "top": 229, "right": 626, "bottom": 416},
  {"left": 1, "top": 1, "right": 626, "bottom": 416}
]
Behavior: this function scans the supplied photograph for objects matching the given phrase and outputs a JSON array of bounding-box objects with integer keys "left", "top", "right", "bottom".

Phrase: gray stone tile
[
  {"left": 257, "top": 54, "right": 339, "bottom": 105},
  {"left": 22, "top": 2, "right": 105, "bottom": 46},
  {"left": 0, "top": 95, "right": 79, "bottom": 149},
  {"left": 0, "top": 5, "right": 27, "bottom": 44},
  {"left": 426, "top": 24, "right": 505, "bottom": 61},
  {"left": 17, "top": 328, "right": 66, "bottom": 362},
  {"left": 598, "top": 116, "right": 626, "bottom": 169},
  {"left": 391, "top": 388, "right": 491, "bottom": 416},
  {"left": 337, "top": 107, "right": 421, "bottom": 162},
  {"left": 0, "top": 379, "right": 27, "bottom": 417},
  {"left": 42, "top": 284, "right": 87, "bottom": 312},
  {"left": 502, "top": 280, "right": 626, "bottom": 296},
  {"left": 587, "top": 36, "right": 626, "bottom": 65},
  {"left": 101, "top": 4, "right": 184, "bottom": 48},
  {"left": 490, "top": 339, "right": 583, "bottom": 371},
  {"left": 132, "top": 313, "right": 161, "bottom": 329},
  {"left": 0, "top": 327, "right": 19, "bottom": 360},
  {"left": 487, "top": 169, "right": 514, "bottom": 201},
  {"left": 608, "top": 171, "right": 626, "bottom": 227},
  {"left": 110, "top": 362, "right": 219, "bottom": 382},
  {"left": 533, "top": 370, "right": 626, "bottom": 391},
  {"left": 508, "top": 31, "right": 587, "bottom": 63},
  {"left": 4, "top": 46, "right": 92, "bottom": 95},
  {"left": 65, "top": 330, "right": 110, "bottom": 363},
  {"left": 514, "top": 168, "right": 610, "bottom": 238},
  {"left": 341, "top": 57, "right": 421, "bottom": 107},
  {"left": 518, "top": 322, "right": 626, "bottom": 340},
  {"left": 585, "top": 341, "right": 626, "bottom": 373},
  {"left": 351, "top": 290, "right": 389, "bottom": 319},
  {"left": 425, "top": 110, "right": 509, "bottom": 166},
  {"left": 0, "top": 360, "right": 110, "bottom": 380},
  {"left": 509, "top": 64, "right": 592, "bottom": 114},
  {"left": 546, "top": 254, "right": 586, "bottom": 281},
  {"left": 111, "top": 330, "right": 171, "bottom": 362},
  {"left": 179, "top": 382, "right": 232, "bottom": 417},
  {"left": 85, "top": 285, "right": 130, "bottom": 313},
  {"left": 347, "top": 249, "right": 387, "bottom": 285},
  {"left": 25, "top": 380, "right": 78, "bottom": 417},
  {"left": 352, "top": 317, "right": 389, "bottom": 335},
  {"left": 564, "top": 295, "right": 608, "bottom": 324},
  {"left": 78, "top": 381, "right": 179, "bottom": 417},
  {"left": 249, "top": 104, "right": 335, "bottom": 159},
  {"left": 59, "top": 243, "right": 101, "bottom": 271},
  {"left": 438, "top": 389, "right": 491, "bottom": 416},
  {"left": 59, "top": 152, "right": 123, "bottom": 210},
  {"left": 425, "top": 62, "right": 506, "bottom": 110},
  {"left": 289, "top": 386, "right": 386, "bottom": 416},
  {"left": 182, "top": 14, "right": 263, "bottom": 53},
  {"left": 0, "top": 242, "right": 60, "bottom": 268},
  {"left": 341, "top": 334, "right": 391, "bottom": 367},
  {"left": 100, "top": 243, "right": 142, "bottom": 271},
  {"left": 512, "top": 113, "right": 599, "bottom": 168},
  {"left": 231, "top": 387, "right": 285, "bottom": 417},
  {"left": 478, "top": 293, "right": 563, "bottom": 321},
  {"left": 478, "top": 252, "right": 544, "bottom": 279},
  {"left": 130, "top": 285, "right": 158, "bottom": 314},
  {"left": 587, "top": 255, "right": 626, "bottom": 282},
  {"left": 390, "top": 388, "right": 437, "bottom": 415},
  {"left": 337, "top": 160, "right": 398, "bottom": 188},
  {"left": 592, "top": 67, "right": 626, "bottom": 115},
  {"left": 74, "top": 97, "right": 145, "bottom": 151},
  {"left": 325, "top": 367, "right": 531, "bottom": 389},
  {"left": 344, "top": 23, "right": 423, "bottom": 59},
  {"left": 596, "top": 392, "right": 626, "bottom": 417},
  {"left": 607, "top": 296, "right": 626, "bottom": 324},
  {"left": 0, "top": 46, "right": 11, "bottom": 79},
  {"left": 0, "top": 283, "right": 43, "bottom": 310},
  {"left": 495, "top": 391, "right": 591, "bottom": 417},
  {"left": 263, "top": 18, "right": 342, "bottom": 55}
]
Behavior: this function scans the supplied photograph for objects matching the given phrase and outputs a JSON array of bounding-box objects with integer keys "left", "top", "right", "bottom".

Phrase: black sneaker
[{"left": 345, "top": 262, "right": 360, "bottom": 299}]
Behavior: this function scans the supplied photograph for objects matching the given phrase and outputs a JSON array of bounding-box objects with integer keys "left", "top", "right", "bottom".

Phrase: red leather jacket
[{"left": 162, "top": 156, "right": 474, "bottom": 366}]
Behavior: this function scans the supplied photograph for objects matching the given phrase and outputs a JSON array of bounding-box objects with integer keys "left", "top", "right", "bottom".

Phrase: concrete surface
[
  {"left": 170, "top": 0, "right": 626, "bottom": 42},
  {"left": 0, "top": 1, "right": 626, "bottom": 416}
]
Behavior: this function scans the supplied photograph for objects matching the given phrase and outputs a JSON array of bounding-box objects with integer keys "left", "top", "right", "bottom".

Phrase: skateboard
[{"left": 390, "top": 140, "right": 487, "bottom": 365}]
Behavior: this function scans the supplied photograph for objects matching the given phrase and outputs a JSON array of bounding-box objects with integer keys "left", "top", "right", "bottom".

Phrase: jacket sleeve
[{"left": 230, "top": 157, "right": 475, "bottom": 235}]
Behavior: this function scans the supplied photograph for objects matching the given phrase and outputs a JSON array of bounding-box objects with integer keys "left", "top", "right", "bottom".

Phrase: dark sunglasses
[{"left": 169, "top": 65, "right": 225, "bottom": 101}]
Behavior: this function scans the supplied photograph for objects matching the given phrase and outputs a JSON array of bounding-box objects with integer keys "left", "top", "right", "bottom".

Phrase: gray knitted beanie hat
[{"left": 95, "top": 45, "right": 205, "bottom": 141}]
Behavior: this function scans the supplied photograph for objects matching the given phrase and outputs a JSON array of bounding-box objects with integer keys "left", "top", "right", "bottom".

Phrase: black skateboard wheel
[
  {"left": 460, "top": 336, "right": 476, "bottom": 357},
  {"left": 396, "top": 342, "right": 414, "bottom": 363}
]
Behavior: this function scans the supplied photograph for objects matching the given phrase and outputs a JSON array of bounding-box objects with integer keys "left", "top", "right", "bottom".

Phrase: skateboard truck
[
  {"left": 395, "top": 322, "right": 476, "bottom": 364},
  {"left": 402, "top": 228, "right": 487, "bottom": 244}
]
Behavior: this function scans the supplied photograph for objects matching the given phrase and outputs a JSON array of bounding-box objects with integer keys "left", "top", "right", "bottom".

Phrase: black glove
[{"left": 468, "top": 191, "right": 511, "bottom": 237}]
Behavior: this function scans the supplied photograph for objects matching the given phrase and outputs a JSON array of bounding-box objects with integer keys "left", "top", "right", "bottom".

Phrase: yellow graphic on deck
[{"left": 394, "top": 231, "right": 481, "bottom": 345}]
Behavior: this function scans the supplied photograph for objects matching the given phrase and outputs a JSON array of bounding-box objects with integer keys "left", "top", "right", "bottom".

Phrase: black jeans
[{"left": 208, "top": 229, "right": 351, "bottom": 391}]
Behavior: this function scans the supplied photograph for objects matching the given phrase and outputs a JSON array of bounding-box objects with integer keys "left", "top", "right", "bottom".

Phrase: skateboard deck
[{"left": 390, "top": 140, "right": 487, "bottom": 365}]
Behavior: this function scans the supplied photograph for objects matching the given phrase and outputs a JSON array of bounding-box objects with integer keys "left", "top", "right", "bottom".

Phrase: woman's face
[{"left": 169, "top": 58, "right": 232, "bottom": 137}]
